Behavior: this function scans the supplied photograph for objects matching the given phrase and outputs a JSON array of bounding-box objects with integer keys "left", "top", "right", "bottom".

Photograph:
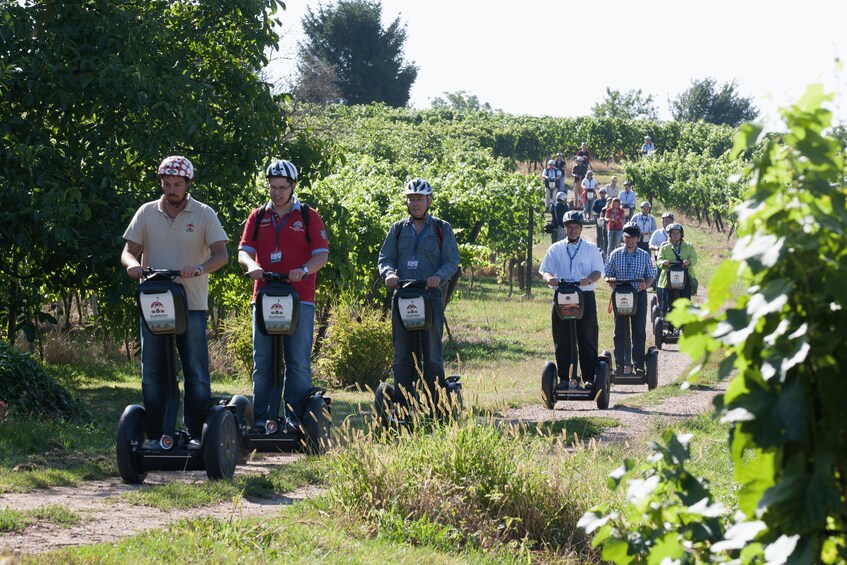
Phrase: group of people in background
[{"left": 539, "top": 141, "right": 697, "bottom": 381}]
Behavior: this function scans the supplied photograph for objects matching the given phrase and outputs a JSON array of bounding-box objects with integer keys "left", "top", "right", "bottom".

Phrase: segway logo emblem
[
  {"left": 405, "top": 303, "right": 418, "bottom": 315},
  {"left": 148, "top": 298, "right": 171, "bottom": 319},
  {"left": 185, "top": 223, "right": 195, "bottom": 232},
  {"left": 270, "top": 302, "right": 285, "bottom": 316}
]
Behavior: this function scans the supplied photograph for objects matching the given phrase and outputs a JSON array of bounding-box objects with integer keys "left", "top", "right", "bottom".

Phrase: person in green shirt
[{"left": 657, "top": 223, "right": 697, "bottom": 313}]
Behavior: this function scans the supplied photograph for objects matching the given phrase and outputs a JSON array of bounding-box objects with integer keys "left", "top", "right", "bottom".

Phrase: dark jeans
[
  {"left": 392, "top": 288, "right": 446, "bottom": 410},
  {"left": 140, "top": 310, "right": 211, "bottom": 439},
  {"left": 251, "top": 302, "right": 315, "bottom": 425},
  {"left": 551, "top": 292, "right": 598, "bottom": 382},
  {"left": 614, "top": 290, "right": 648, "bottom": 370}
]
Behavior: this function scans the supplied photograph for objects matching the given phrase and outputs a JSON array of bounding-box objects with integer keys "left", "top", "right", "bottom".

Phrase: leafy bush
[
  {"left": 0, "top": 341, "right": 90, "bottom": 422},
  {"left": 219, "top": 308, "right": 254, "bottom": 377},
  {"left": 582, "top": 85, "right": 847, "bottom": 563},
  {"left": 316, "top": 300, "right": 392, "bottom": 390}
]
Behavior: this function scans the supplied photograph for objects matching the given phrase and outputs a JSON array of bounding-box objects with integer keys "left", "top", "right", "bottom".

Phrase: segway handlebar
[
  {"left": 396, "top": 279, "right": 428, "bottom": 289},
  {"left": 141, "top": 268, "right": 182, "bottom": 279},
  {"left": 261, "top": 272, "right": 291, "bottom": 283},
  {"left": 604, "top": 277, "right": 645, "bottom": 284}
]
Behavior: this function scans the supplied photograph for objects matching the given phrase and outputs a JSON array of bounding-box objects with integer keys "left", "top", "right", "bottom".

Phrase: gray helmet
[
  {"left": 556, "top": 192, "right": 567, "bottom": 203},
  {"left": 667, "top": 223, "right": 684, "bottom": 237},
  {"left": 622, "top": 222, "right": 641, "bottom": 238},
  {"left": 641, "top": 201, "right": 651, "bottom": 209},
  {"left": 563, "top": 210, "right": 584, "bottom": 225},
  {"left": 266, "top": 159, "right": 298, "bottom": 180},
  {"left": 661, "top": 211, "right": 675, "bottom": 220}
]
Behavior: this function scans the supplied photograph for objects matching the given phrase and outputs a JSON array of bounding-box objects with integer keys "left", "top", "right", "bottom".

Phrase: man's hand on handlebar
[
  {"left": 246, "top": 267, "right": 265, "bottom": 281},
  {"left": 127, "top": 265, "right": 145, "bottom": 280},
  {"left": 385, "top": 273, "right": 399, "bottom": 288},
  {"left": 426, "top": 275, "right": 442, "bottom": 289}
]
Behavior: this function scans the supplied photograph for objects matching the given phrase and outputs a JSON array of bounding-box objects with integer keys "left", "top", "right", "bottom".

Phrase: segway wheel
[
  {"left": 203, "top": 407, "right": 239, "bottom": 480},
  {"left": 594, "top": 361, "right": 611, "bottom": 410},
  {"left": 654, "top": 317, "right": 664, "bottom": 350},
  {"left": 541, "top": 361, "right": 557, "bottom": 410},
  {"left": 374, "top": 382, "right": 395, "bottom": 428},
  {"left": 443, "top": 375, "right": 463, "bottom": 422},
  {"left": 227, "top": 395, "right": 254, "bottom": 463},
  {"left": 650, "top": 295, "right": 658, "bottom": 324},
  {"left": 303, "top": 394, "right": 332, "bottom": 456},
  {"left": 646, "top": 347, "right": 659, "bottom": 390},
  {"left": 116, "top": 405, "right": 147, "bottom": 484}
]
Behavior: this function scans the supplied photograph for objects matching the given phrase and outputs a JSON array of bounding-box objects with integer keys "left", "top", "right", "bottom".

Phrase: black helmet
[
  {"left": 622, "top": 222, "right": 641, "bottom": 238},
  {"left": 563, "top": 210, "right": 584, "bottom": 225}
]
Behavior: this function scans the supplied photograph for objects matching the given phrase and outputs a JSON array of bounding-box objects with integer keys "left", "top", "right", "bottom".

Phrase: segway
[
  {"left": 241, "top": 272, "right": 331, "bottom": 455},
  {"left": 375, "top": 280, "right": 463, "bottom": 429},
  {"left": 607, "top": 278, "right": 658, "bottom": 389},
  {"left": 654, "top": 262, "right": 688, "bottom": 350},
  {"left": 116, "top": 269, "right": 243, "bottom": 484},
  {"left": 541, "top": 280, "right": 611, "bottom": 410}
]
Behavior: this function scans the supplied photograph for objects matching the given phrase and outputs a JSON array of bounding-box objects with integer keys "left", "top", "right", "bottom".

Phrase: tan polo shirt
[{"left": 123, "top": 194, "right": 229, "bottom": 310}]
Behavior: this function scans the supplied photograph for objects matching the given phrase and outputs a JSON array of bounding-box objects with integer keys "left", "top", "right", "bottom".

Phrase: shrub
[
  {"left": 317, "top": 300, "right": 392, "bottom": 390},
  {"left": 219, "top": 307, "right": 254, "bottom": 378},
  {"left": 0, "top": 341, "right": 90, "bottom": 422}
]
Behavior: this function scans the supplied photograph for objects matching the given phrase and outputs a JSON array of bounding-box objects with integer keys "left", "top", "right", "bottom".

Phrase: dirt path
[
  {"left": 1, "top": 224, "right": 721, "bottom": 558},
  {"left": 0, "top": 452, "right": 321, "bottom": 558}
]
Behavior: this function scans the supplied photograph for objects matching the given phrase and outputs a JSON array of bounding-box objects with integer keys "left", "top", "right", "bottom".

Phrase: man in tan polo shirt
[{"left": 120, "top": 156, "right": 228, "bottom": 449}]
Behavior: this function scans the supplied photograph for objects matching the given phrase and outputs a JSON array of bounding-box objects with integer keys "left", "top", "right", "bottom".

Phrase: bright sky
[{"left": 269, "top": 0, "right": 847, "bottom": 127}]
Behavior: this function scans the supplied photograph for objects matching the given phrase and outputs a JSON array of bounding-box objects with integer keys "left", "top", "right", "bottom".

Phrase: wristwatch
[
  {"left": 300, "top": 265, "right": 309, "bottom": 275},
  {"left": 196, "top": 265, "right": 204, "bottom": 274}
]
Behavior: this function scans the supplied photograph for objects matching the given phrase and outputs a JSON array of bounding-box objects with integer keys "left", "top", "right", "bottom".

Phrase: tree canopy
[
  {"left": 0, "top": 0, "right": 289, "bottom": 343},
  {"left": 591, "top": 88, "right": 659, "bottom": 121},
  {"left": 430, "top": 91, "right": 493, "bottom": 112},
  {"left": 670, "top": 77, "right": 758, "bottom": 126},
  {"left": 297, "top": 0, "right": 418, "bottom": 107}
]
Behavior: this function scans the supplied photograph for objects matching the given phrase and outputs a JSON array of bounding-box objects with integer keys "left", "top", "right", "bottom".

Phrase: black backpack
[
  {"left": 393, "top": 217, "right": 446, "bottom": 249},
  {"left": 251, "top": 203, "right": 311, "bottom": 244}
]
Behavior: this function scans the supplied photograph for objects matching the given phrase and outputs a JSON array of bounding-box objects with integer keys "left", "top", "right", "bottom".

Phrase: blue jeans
[
  {"left": 140, "top": 310, "right": 211, "bottom": 439},
  {"left": 607, "top": 229, "right": 622, "bottom": 257},
  {"left": 613, "top": 290, "right": 648, "bottom": 370},
  {"left": 251, "top": 302, "right": 315, "bottom": 424},
  {"left": 392, "top": 288, "right": 446, "bottom": 409}
]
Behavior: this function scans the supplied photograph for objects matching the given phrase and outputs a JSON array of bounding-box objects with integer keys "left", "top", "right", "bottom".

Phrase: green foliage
[
  {"left": 583, "top": 84, "right": 847, "bottom": 563},
  {"left": 670, "top": 77, "right": 759, "bottom": 127},
  {"left": 317, "top": 299, "right": 392, "bottom": 390},
  {"left": 580, "top": 430, "right": 726, "bottom": 563},
  {"left": 0, "top": 342, "right": 90, "bottom": 422},
  {"left": 298, "top": 0, "right": 418, "bottom": 106},
  {"left": 219, "top": 307, "right": 254, "bottom": 377},
  {"left": 0, "top": 0, "right": 288, "bottom": 343},
  {"left": 592, "top": 87, "right": 659, "bottom": 121},
  {"left": 431, "top": 90, "right": 494, "bottom": 113},
  {"left": 623, "top": 149, "right": 746, "bottom": 231}
]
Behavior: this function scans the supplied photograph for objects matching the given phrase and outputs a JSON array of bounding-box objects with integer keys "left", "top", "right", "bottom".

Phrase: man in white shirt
[{"left": 539, "top": 211, "right": 605, "bottom": 386}]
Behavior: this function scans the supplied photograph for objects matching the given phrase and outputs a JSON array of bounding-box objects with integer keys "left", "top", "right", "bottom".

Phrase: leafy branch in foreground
[{"left": 581, "top": 84, "right": 847, "bottom": 563}]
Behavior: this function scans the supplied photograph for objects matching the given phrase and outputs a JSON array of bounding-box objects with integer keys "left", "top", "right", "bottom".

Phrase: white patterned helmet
[
  {"left": 157, "top": 156, "right": 194, "bottom": 180},
  {"left": 404, "top": 178, "right": 433, "bottom": 196}
]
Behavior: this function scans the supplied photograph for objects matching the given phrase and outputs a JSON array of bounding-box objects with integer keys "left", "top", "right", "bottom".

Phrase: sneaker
[
  {"left": 187, "top": 438, "right": 202, "bottom": 451},
  {"left": 555, "top": 379, "right": 570, "bottom": 391}
]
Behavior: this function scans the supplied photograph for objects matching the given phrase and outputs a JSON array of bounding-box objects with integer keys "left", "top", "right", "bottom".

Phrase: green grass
[
  {"left": 0, "top": 504, "right": 82, "bottom": 532},
  {"left": 122, "top": 458, "right": 324, "bottom": 510}
]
